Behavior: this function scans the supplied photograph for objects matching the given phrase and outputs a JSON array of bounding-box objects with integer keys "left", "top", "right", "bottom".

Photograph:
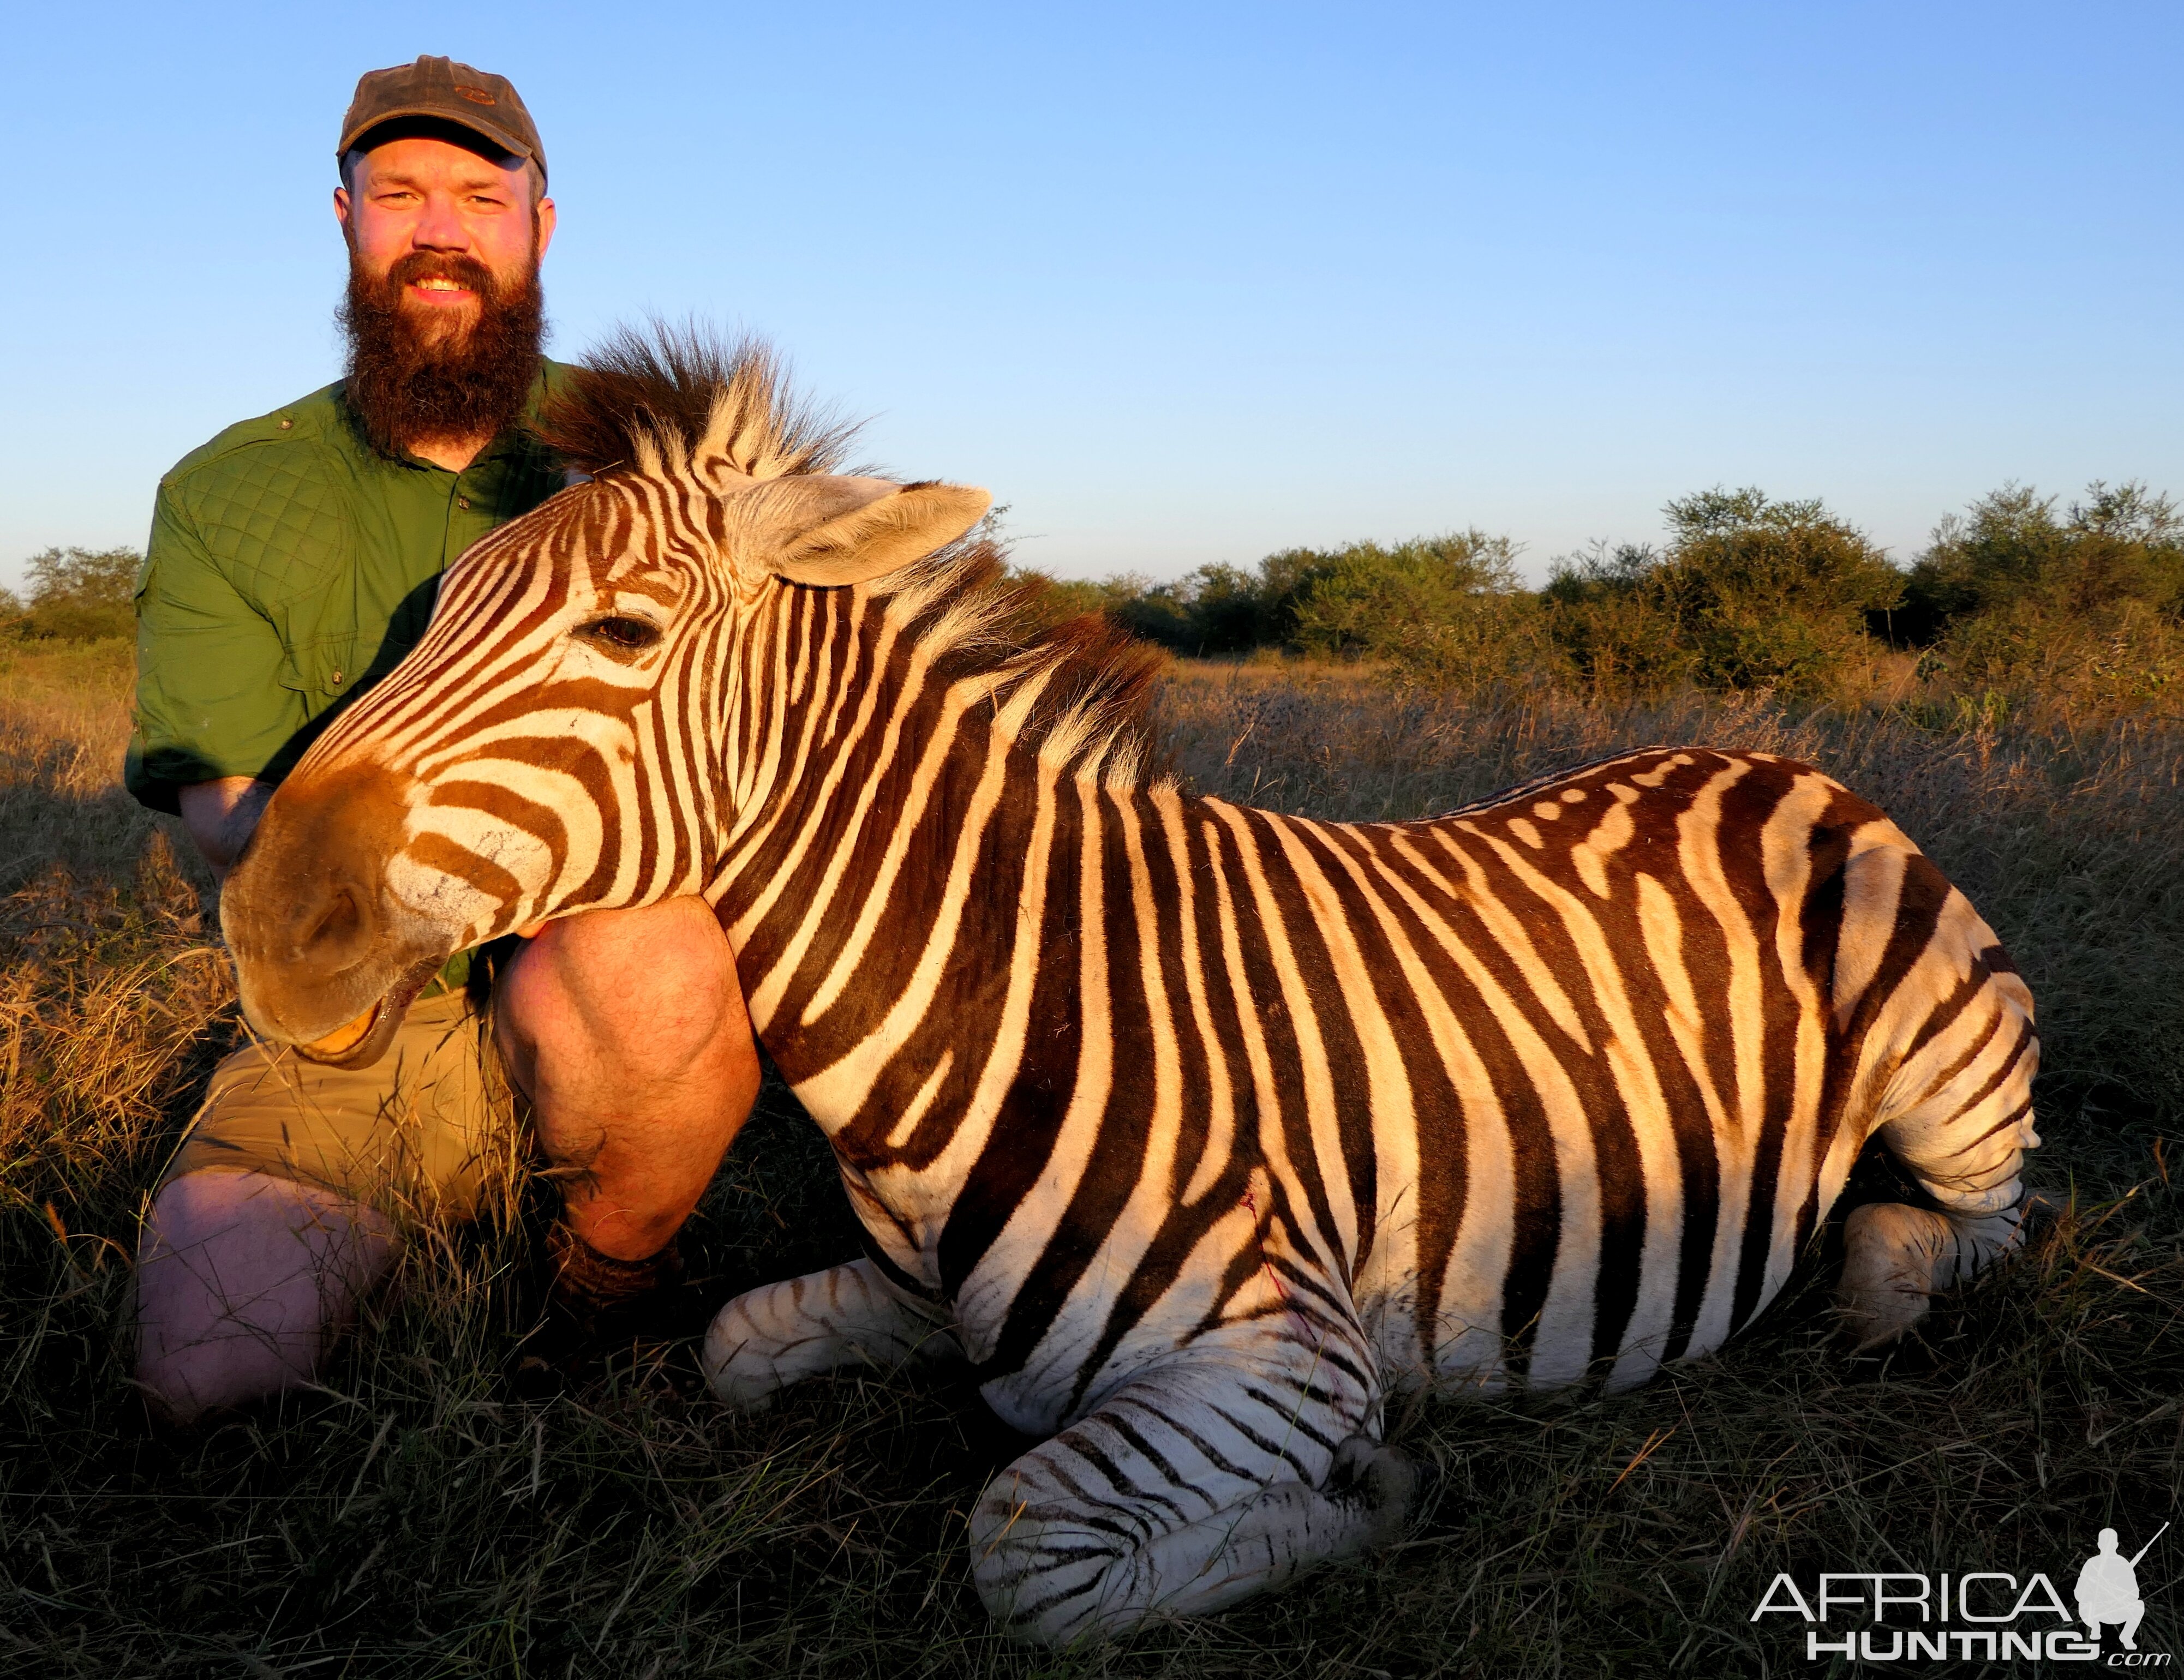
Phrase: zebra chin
[
  {"left": 239, "top": 948, "right": 452, "bottom": 1069},
  {"left": 220, "top": 758, "right": 459, "bottom": 1069}
]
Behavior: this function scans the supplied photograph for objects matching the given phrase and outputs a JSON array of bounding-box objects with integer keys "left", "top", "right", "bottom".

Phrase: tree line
[
  {"left": 13, "top": 479, "right": 2180, "bottom": 717},
  {"left": 1020, "top": 481, "right": 2183, "bottom": 717}
]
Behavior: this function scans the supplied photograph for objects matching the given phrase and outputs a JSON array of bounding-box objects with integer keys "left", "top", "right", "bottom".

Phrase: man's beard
[{"left": 338, "top": 247, "right": 545, "bottom": 457}]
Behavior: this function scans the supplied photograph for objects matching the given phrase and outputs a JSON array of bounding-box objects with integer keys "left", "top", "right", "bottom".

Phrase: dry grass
[{"left": 2, "top": 641, "right": 2179, "bottom": 1676}]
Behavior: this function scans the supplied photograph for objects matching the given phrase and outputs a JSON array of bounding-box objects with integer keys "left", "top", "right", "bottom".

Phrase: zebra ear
[{"left": 762, "top": 478, "right": 992, "bottom": 588}]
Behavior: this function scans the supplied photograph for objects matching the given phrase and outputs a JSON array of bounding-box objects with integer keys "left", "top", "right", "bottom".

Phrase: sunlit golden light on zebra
[{"left": 219, "top": 327, "right": 2040, "bottom": 1644}]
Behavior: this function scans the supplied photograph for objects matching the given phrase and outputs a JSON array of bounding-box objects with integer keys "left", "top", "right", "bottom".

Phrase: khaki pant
[{"left": 161, "top": 992, "right": 519, "bottom": 1223}]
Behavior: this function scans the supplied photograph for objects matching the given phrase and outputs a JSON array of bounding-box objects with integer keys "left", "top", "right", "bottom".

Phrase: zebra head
[{"left": 221, "top": 331, "right": 990, "bottom": 1066}]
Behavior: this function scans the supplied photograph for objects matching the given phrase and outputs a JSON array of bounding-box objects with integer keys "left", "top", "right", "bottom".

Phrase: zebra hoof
[
  {"left": 1324, "top": 1435, "right": 1417, "bottom": 1547},
  {"left": 699, "top": 1314, "right": 781, "bottom": 1413},
  {"left": 1836, "top": 1201, "right": 1946, "bottom": 1352}
]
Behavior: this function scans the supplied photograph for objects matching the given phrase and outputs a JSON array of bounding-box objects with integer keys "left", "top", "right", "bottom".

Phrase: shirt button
[
  {"left": 331, "top": 670, "right": 344, "bottom": 687},
  {"left": 278, "top": 419, "right": 292, "bottom": 429},
  {"left": 457, "top": 496, "right": 471, "bottom": 510}
]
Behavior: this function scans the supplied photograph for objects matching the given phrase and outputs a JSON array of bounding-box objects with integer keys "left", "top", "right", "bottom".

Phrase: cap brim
[{"left": 338, "top": 105, "right": 537, "bottom": 166}]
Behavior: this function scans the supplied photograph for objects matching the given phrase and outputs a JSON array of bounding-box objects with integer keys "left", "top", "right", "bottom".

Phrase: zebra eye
[{"left": 576, "top": 615, "right": 662, "bottom": 655}]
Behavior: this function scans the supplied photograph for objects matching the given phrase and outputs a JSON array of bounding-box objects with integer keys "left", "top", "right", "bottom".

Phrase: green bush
[
  {"left": 1276, "top": 532, "right": 1575, "bottom": 696},
  {"left": 1543, "top": 489, "right": 1902, "bottom": 699},
  {"left": 1287, "top": 531, "right": 1523, "bottom": 658},
  {"left": 1009, "top": 559, "right": 1279, "bottom": 656},
  {"left": 1538, "top": 541, "right": 1697, "bottom": 695},
  {"left": 1107, "top": 560, "right": 1293, "bottom": 656},
  {"left": 1902, "top": 481, "right": 2183, "bottom": 633},
  {"left": 1902, "top": 483, "right": 2184, "bottom": 713},
  {"left": 6, "top": 546, "right": 140, "bottom": 643},
  {"left": 1014, "top": 490, "right": 1907, "bottom": 703},
  {"left": 1018, "top": 531, "right": 1540, "bottom": 669}
]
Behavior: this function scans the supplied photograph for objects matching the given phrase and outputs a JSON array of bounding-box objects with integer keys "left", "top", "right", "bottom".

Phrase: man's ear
[{"left": 753, "top": 477, "right": 993, "bottom": 588}]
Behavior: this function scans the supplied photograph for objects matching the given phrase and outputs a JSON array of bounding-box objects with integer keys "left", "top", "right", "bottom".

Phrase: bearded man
[{"left": 127, "top": 57, "right": 759, "bottom": 1424}]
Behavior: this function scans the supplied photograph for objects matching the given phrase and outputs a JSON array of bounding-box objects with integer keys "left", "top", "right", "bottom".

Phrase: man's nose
[{"left": 411, "top": 194, "right": 472, "bottom": 251}]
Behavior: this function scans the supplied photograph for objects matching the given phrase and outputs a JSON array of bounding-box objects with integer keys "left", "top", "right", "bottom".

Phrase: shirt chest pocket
[{"left": 276, "top": 635, "right": 373, "bottom": 703}]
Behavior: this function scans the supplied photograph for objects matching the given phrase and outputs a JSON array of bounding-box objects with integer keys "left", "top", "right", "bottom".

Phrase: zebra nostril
[{"left": 300, "top": 884, "right": 369, "bottom": 957}]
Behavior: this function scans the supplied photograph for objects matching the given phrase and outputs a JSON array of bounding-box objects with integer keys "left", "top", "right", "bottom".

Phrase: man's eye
[{"left": 576, "top": 616, "right": 662, "bottom": 654}]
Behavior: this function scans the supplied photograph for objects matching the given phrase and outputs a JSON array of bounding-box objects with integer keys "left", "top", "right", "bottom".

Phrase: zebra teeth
[{"left": 299, "top": 999, "right": 381, "bottom": 1060}]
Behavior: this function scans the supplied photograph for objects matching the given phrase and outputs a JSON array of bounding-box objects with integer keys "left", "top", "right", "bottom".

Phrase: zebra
[{"left": 220, "top": 329, "right": 2041, "bottom": 1645}]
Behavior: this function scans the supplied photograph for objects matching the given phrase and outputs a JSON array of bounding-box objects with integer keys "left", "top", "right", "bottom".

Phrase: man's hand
[{"left": 178, "top": 778, "right": 274, "bottom": 883}]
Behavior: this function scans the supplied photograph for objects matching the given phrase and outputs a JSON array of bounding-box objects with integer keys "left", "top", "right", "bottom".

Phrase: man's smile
[{"left": 407, "top": 275, "right": 477, "bottom": 305}]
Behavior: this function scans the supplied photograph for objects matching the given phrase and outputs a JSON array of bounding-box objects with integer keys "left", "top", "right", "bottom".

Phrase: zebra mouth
[
  {"left": 286, "top": 952, "right": 449, "bottom": 1070},
  {"left": 300, "top": 999, "right": 381, "bottom": 1059}
]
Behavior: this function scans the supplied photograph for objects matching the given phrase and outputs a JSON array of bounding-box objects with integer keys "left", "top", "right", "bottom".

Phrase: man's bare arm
[{"left": 177, "top": 778, "right": 274, "bottom": 883}]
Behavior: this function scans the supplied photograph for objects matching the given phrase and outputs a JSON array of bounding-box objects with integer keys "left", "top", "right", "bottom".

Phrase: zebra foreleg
[
  {"left": 702, "top": 1258, "right": 961, "bottom": 1410},
  {"left": 968, "top": 1357, "right": 1415, "bottom": 1643}
]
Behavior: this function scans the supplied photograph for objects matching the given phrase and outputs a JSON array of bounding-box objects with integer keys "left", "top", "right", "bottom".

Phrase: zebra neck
[{"left": 715, "top": 586, "right": 1071, "bottom": 1145}]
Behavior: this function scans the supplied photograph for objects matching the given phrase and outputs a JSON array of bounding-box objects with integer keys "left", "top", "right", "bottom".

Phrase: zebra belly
[
  {"left": 1301, "top": 754, "right": 1850, "bottom": 1396},
  {"left": 1356, "top": 1167, "right": 1773, "bottom": 1402},
  {"left": 1354, "top": 1114, "right": 1786, "bottom": 1401},
  {"left": 1333, "top": 877, "right": 1806, "bottom": 1401}
]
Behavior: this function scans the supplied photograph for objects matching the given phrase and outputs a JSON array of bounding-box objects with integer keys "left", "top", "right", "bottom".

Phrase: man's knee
[
  {"left": 139, "top": 1169, "right": 397, "bottom": 1317},
  {"left": 135, "top": 1169, "right": 396, "bottom": 1424},
  {"left": 499, "top": 897, "right": 752, "bottom": 1090},
  {"left": 496, "top": 900, "right": 759, "bottom": 1261}
]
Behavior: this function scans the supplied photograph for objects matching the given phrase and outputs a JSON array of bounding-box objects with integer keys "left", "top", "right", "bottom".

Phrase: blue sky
[{"left": 3, "top": 2, "right": 2176, "bottom": 587}]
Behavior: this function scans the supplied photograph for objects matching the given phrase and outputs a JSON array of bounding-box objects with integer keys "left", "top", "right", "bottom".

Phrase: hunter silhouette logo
[
  {"left": 2079, "top": 1525, "right": 2165, "bottom": 1652},
  {"left": 1749, "top": 1523, "right": 2172, "bottom": 1665}
]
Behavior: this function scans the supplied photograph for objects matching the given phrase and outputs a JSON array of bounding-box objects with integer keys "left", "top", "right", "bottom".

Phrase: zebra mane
[
  {"left": 863, "top": 536, "right": 1172, "bottom": 792},
  {"left": 533, "top": 322, "right": 857, "bottom": 482},
  {"left": 540, "top": 324, "right": 1169, "bottom": 791}
]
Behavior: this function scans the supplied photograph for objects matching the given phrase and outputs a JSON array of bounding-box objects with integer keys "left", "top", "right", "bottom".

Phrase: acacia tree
[{"left": 8, "top": 547, "right": 141, "bottom": 641}]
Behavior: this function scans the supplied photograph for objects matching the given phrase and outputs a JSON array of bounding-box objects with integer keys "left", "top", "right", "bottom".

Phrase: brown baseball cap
[{"left": 337, "top": 56, "right": 547, "bottom": 185}]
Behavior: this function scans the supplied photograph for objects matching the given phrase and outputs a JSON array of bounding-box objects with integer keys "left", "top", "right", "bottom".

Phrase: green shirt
[
  {"left": 127, "top": 365, "right": 570, "bottom": 996},
  {"left": 127, "top": 364, "right": 570, "bottom": 813}
]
